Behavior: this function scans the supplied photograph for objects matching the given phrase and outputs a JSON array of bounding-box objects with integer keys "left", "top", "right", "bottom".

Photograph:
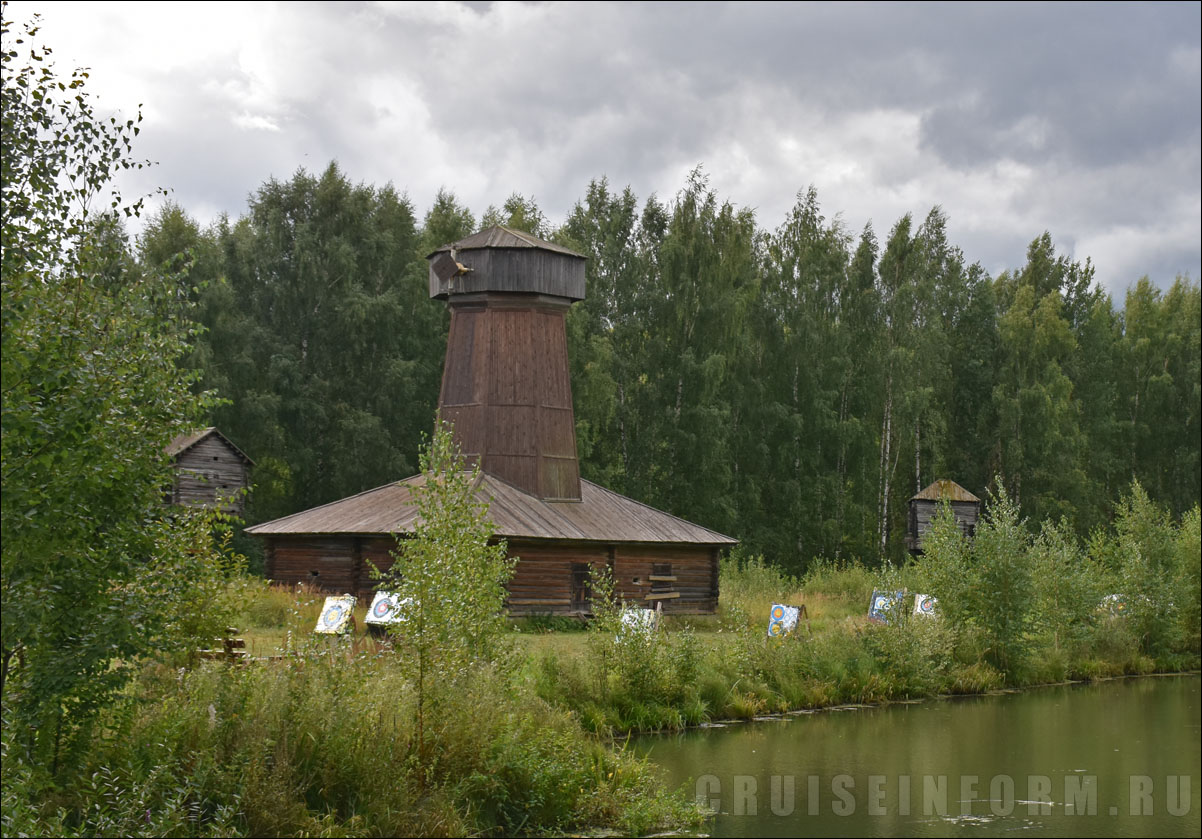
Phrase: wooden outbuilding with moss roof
[{"left": 906, "top": 479, "right": 981, "bottom": 554}]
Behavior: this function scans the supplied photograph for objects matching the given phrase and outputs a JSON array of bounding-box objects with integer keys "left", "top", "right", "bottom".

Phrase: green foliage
[
  {"left": 1177, "top": 506, "right": 1202, "bottom": 651},
  {"left": 1028, "top": 518, "right": 1103, "bottom": 657},
  {"left": 479, "top": 191, "right": 547, "bottom": 237},
  {"left": 374, "top": 423, "right": 515, "bottom": 757},
  {"left": 912, "top": 483, "right": 1200, "bottom": 681},
  {"left": 544, "top": 563, "right": 711, "bottom": 732},
  {"left": 720, "top": 550, "right": 800, "bottom": 631},
  {"left": 966, "top": 489, "right": 1034, "bottom": 674},
  {"left": 2, "top": 9, "right": 229, "bottom": 772},
  {"left": 803, "top": 556, "right": 877, "bottom": 603},
  {"left": 151, "top": 163, "right": 445, "bottom": 524},
  {"left": 1095, "top": 482, "right": 1190, "bottom": 659},
  {"left": 911, "top": 491, "right": 1034, "bottom": 677},
  {"left": 5, "top": 648, "right": 703, "bottom": 838}
]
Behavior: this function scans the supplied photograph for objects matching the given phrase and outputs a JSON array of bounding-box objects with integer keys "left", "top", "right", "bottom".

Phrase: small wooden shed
[
  {"left": 165, "top": 427, "right": 253, "bottom": 514},
  {"left": 906, "top": 479, "right": 980, "bottom": 554}
]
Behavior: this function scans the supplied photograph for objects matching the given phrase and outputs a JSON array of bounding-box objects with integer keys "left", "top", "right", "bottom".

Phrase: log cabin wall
[
  {"left": 262, "top": 535, "right": 721, "bottom": 615},
  {"left": 501, "top": 541, "right": 719, "bottom": 616},
  {"left": 612, "top": 545, "right": 719, "bottom": 614},
  {"left": 172, "top": 435, "right": 249, "bottom": 513},
  {"left": 907, "top": 499, "right": 980, "bottom": 553},
  {"left": 264, "top": 536, "right": 357, "bottom": 593},
  {"left": 265, "top": 535, "right": 398, "bottom": 598},
  {"left": 504, "top": 541, "right": 610, "bottom": 615}
]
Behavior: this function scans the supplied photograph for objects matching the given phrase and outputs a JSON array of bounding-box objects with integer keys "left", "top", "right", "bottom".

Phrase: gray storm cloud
[{"left": 8, "top": 0, "right": 1199, "bottom": 294}]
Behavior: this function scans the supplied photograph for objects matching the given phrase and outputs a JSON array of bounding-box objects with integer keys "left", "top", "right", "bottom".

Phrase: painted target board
[
  {"left": 620, "top": 607, "right": 659, "bottom": 634},
  {"left": 314, "top": 595, "right": 357, "bottom": 635},
  {"left": 913, "top": 594, "right": 938, "bottom": 618},
  {"left": 767, "top": 603, "right": 801, "bottom": 638},
  {"left": 365, "top": 591, "right": 404, "bottom": 626},
  {"left": 868, "top": 590, "right": 906, "bottom": 624}
]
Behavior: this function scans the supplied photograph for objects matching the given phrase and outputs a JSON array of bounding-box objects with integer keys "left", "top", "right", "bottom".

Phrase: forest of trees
[{"left": 138, "top": 162, "right": 1201, "bottom": 574}]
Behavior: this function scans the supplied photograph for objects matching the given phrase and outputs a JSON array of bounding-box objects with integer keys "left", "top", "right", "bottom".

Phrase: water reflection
[{"left": 634, "top": 675, "right": 1200, "bottom": 837}]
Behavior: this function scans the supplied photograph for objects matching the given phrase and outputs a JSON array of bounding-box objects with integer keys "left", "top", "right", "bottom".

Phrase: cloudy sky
[{"left": 6, "top": 1, "right": 1199, "bottom": 295}]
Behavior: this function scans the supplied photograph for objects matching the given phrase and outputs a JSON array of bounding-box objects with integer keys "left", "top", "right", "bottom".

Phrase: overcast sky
[{"left": 6, "top": 1, "right": 1199, "bottom": 295}]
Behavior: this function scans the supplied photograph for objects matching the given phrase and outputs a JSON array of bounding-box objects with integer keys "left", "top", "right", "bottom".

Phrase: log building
[
  {"left": 248, "top": 226, "right": 735, "bottom": 615},
  {"left": 906, "top": 479, "right": 981, "bottom": 554},
  {"left": 166, "top": 427, "right": 253, "bottom": 514}
]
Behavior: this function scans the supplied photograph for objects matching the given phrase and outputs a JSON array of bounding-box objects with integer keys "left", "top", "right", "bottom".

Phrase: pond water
[{"left": 634, "top": 674, "right": 1200, "bottom": 837}]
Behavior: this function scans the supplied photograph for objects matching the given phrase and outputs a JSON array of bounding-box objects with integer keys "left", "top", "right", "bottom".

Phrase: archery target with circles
[
  {"left": 868, "top": 590, "right": 905, "bottom": 624},
  {"left": 366, "top": 591, "right": 402, "bottom": 625},
  {"left": 315, "top": 595, "right": 356, "bottom": 635},
  {"left": 913, "top": 594, "right": 938, "bottom": 617},
  {"left": 767, "top": 604, "right": 800, "bottom": 637}
]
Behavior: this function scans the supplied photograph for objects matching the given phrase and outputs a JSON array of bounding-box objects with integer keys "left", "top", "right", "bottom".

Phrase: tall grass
[{"left": 3, "top": 650, "right": 705, "bottom": 837}]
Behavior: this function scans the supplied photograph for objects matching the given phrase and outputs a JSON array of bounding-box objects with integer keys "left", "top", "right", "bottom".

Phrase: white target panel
[
  {"left": 620, "top": 607, "right": 659, "bottom": 633},
  {"left": 913, "top": 593, "right": 939, "bottom": 618},
  {"left": 767, "top": 603, "right": 801, "bottom": 638},
  {"left": 314, "top": 594, "right": 357, "bottom": 635},
  {"left": 365, "top": 591, "right": 404, "bottom": 626}
]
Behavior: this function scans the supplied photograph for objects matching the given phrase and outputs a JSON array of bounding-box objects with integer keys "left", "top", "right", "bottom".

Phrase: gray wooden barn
[
  {"left": 906, "top": 479, "right": 981, "bottom": 554},
  {"left": 165, "top": 427, "right": 253, "bottom": 514}
]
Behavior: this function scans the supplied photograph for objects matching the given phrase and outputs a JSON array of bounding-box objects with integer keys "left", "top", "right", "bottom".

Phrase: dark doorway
[{"left": 571, "top": 563, "right": 590, "bottom": 612}]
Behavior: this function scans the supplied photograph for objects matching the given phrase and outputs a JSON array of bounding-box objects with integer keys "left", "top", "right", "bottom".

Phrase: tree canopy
[
  {"left": 139, "top": 161, "right": 1201, "bottom": 575},
  {"left": 2, "top": 8, "right": 230, "bottom": 771}
]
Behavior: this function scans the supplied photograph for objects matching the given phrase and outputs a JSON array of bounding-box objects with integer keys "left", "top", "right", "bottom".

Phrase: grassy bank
[{"left": 2, "top": 634, "right": 705, "bottom": 837}]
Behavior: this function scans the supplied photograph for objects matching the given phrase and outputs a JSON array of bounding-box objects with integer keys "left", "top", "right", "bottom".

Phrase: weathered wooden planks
[
  {"left": 168, "top": 429, "right": 252, "bottom": 513},
  {"left": 906, "top": 480, "right": 981, "bottom": 553},
  {"left": 265, "top": 536, "right": 721, "bottom": 616}
]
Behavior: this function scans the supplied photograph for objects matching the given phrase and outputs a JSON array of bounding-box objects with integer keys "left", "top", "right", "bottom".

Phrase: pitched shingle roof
[
  {"left": 910, "top": 479, "right": 980, "bottom": 503},
  {"left": 427, "top": 225, "right": 585, "bottom": 258},
  {"left": 246, "top": 472, "right": 736, "bottom": 545},
  {"left": 165, "top": 427, "right": 255, "bottom": 465}
]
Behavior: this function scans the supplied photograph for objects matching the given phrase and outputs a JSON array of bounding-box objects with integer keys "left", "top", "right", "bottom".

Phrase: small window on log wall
[{"left": 650, "top": 563, "right": 675, "bottom": 594}]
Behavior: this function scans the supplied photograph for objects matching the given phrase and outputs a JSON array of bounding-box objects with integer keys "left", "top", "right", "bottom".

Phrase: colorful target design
[
  {"left": 620, "top": 607, "right": 659, "bottom": 634},
  {"left": 314, "top": 594, "right": 356, "bottom": 635},
  {"left": 867, "top": 590, "right": 905, "bottom": 624},
  {"left": 913, "top": 594, "right": 938, "bottom": 618},
  {"left": 767, "top": 604, "right": 801, "bottom": 638},
  {"left": 366, "top": 591, "right": 403, "bottom": 626}
]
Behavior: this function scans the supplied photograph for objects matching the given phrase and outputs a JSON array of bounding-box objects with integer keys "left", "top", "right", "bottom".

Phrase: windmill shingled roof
[
  {"left": 246, "top": 472, "right": 736, "bottom": 545},
  {"left": 427, "top": 225, "right": 585, "bottom": 259}
]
